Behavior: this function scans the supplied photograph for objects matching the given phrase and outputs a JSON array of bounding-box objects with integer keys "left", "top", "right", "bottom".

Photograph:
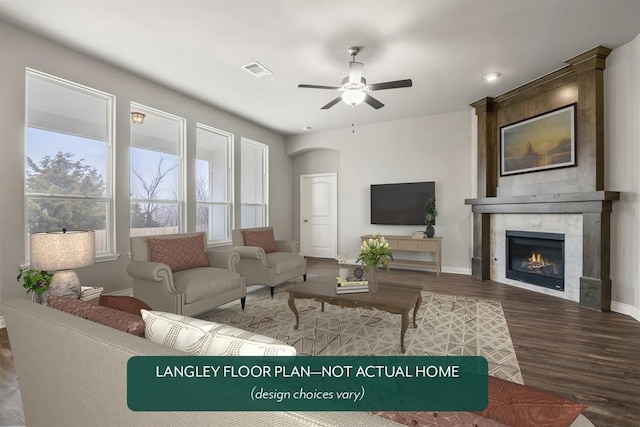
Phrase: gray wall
[
  {"left": 606, "top": 33, "right": 640, "bottom": 318},
  {"left": 0, "top": 21, "right": 292, "bottom": 314},
  {"left": 287, "top": 111, "right": 473, "bottom": 273}
]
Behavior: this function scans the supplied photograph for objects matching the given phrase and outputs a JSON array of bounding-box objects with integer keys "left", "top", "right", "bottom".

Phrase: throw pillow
[
  {"left": 50, "top": 297, "right": 146, "bottom": 337},
  {"left": 99, "top": 295, "right": 152, "bottom": 317},
  {"left": 141, "top": 310, "right": 219, "bottom": 352},
  {"left": 141, "top": 310, "right": 296, "bottom": 356},
  {"left": 477, "top": 376, "right": 587, "bottom": 427},
  {"left": 147, "top": 233, "right": 209, "bottom": 272},
  {"left": 204, "top": 323, "right": 296, "bottom": 356},
  {"left": 241, "top": 228, "right": 278, "bottom": 253}
]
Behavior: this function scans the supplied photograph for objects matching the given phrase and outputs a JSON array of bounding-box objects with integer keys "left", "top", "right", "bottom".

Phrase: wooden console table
[{"left": 361, "top": 235, "right": 442, "bottom": 276}]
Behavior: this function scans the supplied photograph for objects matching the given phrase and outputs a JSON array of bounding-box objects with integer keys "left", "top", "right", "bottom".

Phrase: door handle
[{"left": 303, "top": 219, "right": 308, "bottom": 223}]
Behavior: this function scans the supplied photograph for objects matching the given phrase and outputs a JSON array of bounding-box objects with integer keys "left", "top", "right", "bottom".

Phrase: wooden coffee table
[{"left": 287, "top": 276, "right": 423, "bottom": 353}]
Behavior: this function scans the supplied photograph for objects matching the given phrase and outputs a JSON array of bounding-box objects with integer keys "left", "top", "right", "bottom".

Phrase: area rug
[{"left": 203, "top": 285, "right": 523, "bottom": 384}]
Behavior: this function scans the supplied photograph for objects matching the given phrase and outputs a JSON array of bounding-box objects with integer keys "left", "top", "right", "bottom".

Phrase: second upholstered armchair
[{"left": 232, "top": 227, "right": 307, "bottom": 297}]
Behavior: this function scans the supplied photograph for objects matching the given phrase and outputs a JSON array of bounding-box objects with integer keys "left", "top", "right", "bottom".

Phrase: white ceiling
[{"left": 1, "top": 0, "right": 639, "bottom": 136}]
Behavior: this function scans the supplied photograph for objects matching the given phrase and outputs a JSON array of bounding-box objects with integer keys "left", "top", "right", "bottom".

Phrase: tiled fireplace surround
[
  {"left": 491, "top": 214, "right": 582, "bottom": 302},
  {"left": 465, "top": 46, "right": 619, "bottom": 311}
]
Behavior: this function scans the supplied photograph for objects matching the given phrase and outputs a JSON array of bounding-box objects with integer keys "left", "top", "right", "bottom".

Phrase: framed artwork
[{"left": 500, "top": 104, "right": 576, "bottom": 176}]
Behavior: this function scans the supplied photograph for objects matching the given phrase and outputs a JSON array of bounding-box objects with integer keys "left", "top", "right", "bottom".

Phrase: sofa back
[
  {"left": 2, "top": 299, "right": 399, "bottom": 427},
  {"left": 232, "top": 227, "right": 273, "bottom": 246},
  {"left": 130, "top": 232, "right": 206, "bottom": 262}
]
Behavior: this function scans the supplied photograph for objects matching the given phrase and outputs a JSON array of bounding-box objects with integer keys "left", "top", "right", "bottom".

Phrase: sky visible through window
[
  {"left": 26, "top": 127, "right": 106, "bottom": 182},
  {"left": 129, "top": 147, "right": 179, "bottom": 200}
]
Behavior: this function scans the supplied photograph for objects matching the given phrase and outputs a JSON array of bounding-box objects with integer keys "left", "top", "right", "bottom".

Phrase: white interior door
[{"left": 300, "top": 173, "right": 337, "bottom": 258}]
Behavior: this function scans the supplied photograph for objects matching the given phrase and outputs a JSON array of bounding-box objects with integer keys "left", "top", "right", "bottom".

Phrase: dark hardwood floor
[{"left": 1, "top": 258, "right": 639, "bottom": 426}]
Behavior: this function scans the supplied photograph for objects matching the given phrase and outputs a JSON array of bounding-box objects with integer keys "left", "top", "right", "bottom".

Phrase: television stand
[{"left": 360, "top": 235, "right": 442, "bottom": 276}]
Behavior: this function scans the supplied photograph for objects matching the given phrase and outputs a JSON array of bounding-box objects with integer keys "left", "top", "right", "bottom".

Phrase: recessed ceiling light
[
  {"left": 303, "top": 126, "right": 312, "bottom": 131},
  {"left": 483, "top": 72, "right": 501, "bottom": 82}
]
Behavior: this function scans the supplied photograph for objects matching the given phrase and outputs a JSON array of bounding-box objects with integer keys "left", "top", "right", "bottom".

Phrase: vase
[
  {"left": 424, "top": 224, "right": 435, "bottom": 238},
  {"left": 31, "top": 290, "right": 49, "bottom": 306},
  {"left": 339, "top": 267, "right": 349, "bottom": 279},
  {"left": 367, "top": 266, "right": 379, "bottom": 292}
]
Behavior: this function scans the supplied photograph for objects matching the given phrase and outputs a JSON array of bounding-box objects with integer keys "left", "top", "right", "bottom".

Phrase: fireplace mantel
[{"left": 465, "top": 191, "right": 619, "bottom": 214}]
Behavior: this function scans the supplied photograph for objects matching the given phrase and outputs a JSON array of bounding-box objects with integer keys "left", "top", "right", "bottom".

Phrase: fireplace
[{"left": 505, "top": 231, "right": 565, "bottom": 291}]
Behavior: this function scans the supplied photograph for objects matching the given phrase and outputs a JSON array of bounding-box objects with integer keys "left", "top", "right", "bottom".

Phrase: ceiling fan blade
[
  {"left": 369, "top": 79, "right": 413, "bottom": 91},
  {"left": 348, "top": 61, "right": 364, "bottom": 83},
  {"left": 321, "top": 97, "right": 342, "bottom": 110},
  {"left": 364, "top": 94, "right": 385, "bottom": 109},
  {"left": 298, "top": 84, "right": 341, "bottom": 90}
]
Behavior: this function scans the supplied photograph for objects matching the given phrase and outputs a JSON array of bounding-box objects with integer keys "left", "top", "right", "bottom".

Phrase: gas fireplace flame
[{"left": 528, "top": 252, "right": 548, "bottom": 269}]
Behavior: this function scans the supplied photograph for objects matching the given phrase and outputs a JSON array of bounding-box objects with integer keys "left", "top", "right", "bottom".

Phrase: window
[
  {"left": 196, "top": 124, "right": 234, "bottom": 243},
  {"left": 129, "top": 103, "right": 185, "bottom": 237},
  {"left": 25, "top": 69, "right": 115, "bottom": 258},
  {"left": 240, "top": 138, "right": 268, "bottom": 228}
]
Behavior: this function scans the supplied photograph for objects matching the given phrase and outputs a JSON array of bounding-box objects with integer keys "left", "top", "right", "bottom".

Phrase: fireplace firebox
[{"left": 505, "top": 231, "right": 565, "bottom": 291}]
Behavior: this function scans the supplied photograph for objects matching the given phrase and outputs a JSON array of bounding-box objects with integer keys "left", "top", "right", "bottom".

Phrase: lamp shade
[{"left": 30, "top": 230, "right": 95, "bottom": 271}]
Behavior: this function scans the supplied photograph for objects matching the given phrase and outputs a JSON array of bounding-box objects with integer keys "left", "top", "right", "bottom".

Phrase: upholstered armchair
[
  {"left": 127, "top": 232, "right": 245, "bottom": 316},
  {"left": 232, "top": 227, "right": 307, "bottom": 297}
]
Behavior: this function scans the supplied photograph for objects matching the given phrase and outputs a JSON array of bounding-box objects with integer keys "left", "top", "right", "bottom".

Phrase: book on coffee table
[
  {"left": 336, "top": 278, "right": 369, "bottom": 293},
  {"left": 336, "top": 288, "right": 368, "bottom": 294}
]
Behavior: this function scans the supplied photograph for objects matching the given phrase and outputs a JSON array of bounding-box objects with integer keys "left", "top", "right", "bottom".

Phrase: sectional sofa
[{"left": 3, "top": 299, "right": 593, "bottom": 427}]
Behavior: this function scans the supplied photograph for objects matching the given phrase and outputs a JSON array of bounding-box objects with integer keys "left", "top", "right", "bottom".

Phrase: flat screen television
[{"left": 370, "top": 181, "right": 435, "bottom": 225}]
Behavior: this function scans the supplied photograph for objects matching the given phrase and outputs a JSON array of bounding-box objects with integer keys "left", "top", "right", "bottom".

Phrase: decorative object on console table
[
  {"left": 16, "top": 267, "right": 54, "bottom": 305},
  {"left": 357, "top": 233, "right": 393, "bottom": 292},
  {"left": 29, "top": 229, "right": 95, "bottom": 299},
  {"left": 424, "top": 198, "right": 437, "bottom": 238}
]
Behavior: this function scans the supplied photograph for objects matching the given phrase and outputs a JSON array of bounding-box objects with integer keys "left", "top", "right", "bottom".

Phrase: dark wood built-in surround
[{"left": 465, "top": 46, "right": 619, "bottom": 311}]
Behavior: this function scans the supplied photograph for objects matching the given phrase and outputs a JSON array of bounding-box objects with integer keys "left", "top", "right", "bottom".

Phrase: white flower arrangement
[{"left": 357, "top": 233, "right": 393, "bottom": 270}]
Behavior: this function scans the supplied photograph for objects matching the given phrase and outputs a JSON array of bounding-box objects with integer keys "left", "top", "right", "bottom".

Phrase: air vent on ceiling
[{"left": 242, "top": 61, "right": 272, "bottom": 78}]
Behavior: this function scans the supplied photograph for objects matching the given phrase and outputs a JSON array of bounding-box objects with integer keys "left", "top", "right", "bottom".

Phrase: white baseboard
[
  {"left": 389, "top": 264, "right": 471, "bottom": 276},
  {"left": 442, "top": 266, "right": 472, "bottom": 275},
  {"left": 610, "top": 301, "right": 640, "bottom": 322},
  {"left": 0, "top": 315, "right": 5, "bottom": 329},
  {"left": 106, "top": 288, "right": 134, "bottom": 297}
]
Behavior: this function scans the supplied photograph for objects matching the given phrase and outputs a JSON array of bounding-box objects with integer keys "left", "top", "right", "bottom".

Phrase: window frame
[
  {"left": 129, "top": 102, "right": 187, "bottom": 237},
  {"left": 24, "top": 68, "right": 118, "bottom": 262},
  {"left": 240, "top": 138, "right": 269, "bottom": 228},
  {"left": 195, "top": 123, "right": 235, "bottom": 246}
]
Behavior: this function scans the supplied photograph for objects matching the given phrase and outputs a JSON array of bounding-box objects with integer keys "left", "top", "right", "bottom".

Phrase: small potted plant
[
  {"left": 424, "top": 198, "right": 438, "bottom": 238},
  {"left": 17, "top": 267, "right": 54, "bottom": 305},
  {"left": 336, "top": 254, "right": 350, "bottom": 279}
]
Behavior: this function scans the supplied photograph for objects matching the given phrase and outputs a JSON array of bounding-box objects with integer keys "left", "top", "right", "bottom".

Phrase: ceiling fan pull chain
[{"left": 351, "top": 105, "right": 356, "bottom": 133}]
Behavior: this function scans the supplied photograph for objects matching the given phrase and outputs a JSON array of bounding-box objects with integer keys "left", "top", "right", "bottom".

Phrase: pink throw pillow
[
  {"left": 99, "top": 295, "right": 152, "bottom": 317},
  {"left": 147, "top": 234, "right": 209, "bottom": 272},
  {"left": 50, "top": 297, "right": 146, "bottom": 337},
  {"left": 242, "top": 229, "right": 279, "bottom": 253},
  {"left": 476, "top": 376, "right": 587, "bottom": 427}
]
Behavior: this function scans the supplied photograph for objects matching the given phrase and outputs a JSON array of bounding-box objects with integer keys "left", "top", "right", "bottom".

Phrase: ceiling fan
[{"left": 298, "top": 46, "right": 413, "bottom": 110}]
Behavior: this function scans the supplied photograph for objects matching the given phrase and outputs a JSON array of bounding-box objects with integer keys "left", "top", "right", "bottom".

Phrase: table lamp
[{"left": 30, "top": 229, "right": 95, "bottom": 298}]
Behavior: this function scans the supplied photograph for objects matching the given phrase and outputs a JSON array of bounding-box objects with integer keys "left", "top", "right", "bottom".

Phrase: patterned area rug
[{"left": 203, "top": 285, "right": 523, "bottom": 384}]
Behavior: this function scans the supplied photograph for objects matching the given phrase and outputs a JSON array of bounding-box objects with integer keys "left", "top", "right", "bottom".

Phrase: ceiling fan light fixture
[{"left": 341, "top": 89, "right": 366, "bottom": 106}]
